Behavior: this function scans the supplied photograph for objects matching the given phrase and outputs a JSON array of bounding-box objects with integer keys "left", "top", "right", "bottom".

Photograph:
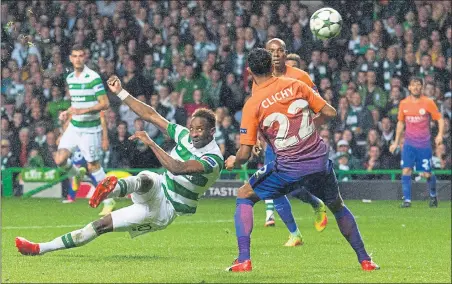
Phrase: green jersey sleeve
[
  {"left": 198, "top": 154, "right": 224, "bottom": 174},
  {"left": 167, "top": 123, "right": 190, "bottom": 144}
]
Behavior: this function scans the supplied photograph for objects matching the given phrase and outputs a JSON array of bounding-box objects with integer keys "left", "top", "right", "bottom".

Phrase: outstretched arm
[
  {"left": 225, "top": 144, "right": 253, "bottom": 170},
  {"left": 129, "top": 131, "right": 207, "bottom": 175},
  {"left": 107, "top": 75, "right": 169, "bottom": 134}
]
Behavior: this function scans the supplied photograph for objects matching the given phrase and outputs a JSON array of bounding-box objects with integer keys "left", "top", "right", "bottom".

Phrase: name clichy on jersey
[{"left": 261, "top": 87, "right": 294, "bottom": 108}]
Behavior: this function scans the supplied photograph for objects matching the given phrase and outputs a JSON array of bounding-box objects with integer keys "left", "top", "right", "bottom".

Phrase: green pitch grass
[{"left": 1, "top": 198, "right": 451, "bottom": 283}]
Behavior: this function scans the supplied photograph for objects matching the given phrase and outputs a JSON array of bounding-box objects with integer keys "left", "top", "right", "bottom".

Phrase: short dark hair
[
  {"left": 192, "top": 108, "right": 216, "bottom": 129},
  {"left": 71, "top": 44, "right": 85, "bottom": 53},
  {"left": 247, "top": 48, "right": 272, "bottom": 76},
  {"left": 286, "top": 53, "right": 301, "bottom": 67},
  {"left": 409, "top": 76, "right": 424, "bottom": 85}
]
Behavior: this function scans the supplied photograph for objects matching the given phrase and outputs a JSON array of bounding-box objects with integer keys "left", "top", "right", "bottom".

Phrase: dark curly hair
[{"left": 192, "top": 108, "right": 216, "bottom": 129}]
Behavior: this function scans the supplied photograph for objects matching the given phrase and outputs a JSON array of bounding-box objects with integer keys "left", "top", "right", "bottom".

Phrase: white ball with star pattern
[{"left": 310, "top": 8, "right": 343, "bottom": 40}]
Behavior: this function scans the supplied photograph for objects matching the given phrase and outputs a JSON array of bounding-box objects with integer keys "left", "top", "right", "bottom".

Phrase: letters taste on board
[{"left": 203, "top": 187, "right": 239, "bottom": 197}]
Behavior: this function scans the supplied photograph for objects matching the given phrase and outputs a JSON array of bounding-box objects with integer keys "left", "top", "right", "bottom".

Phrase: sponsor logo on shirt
[
  {"left": 240, "top": 128, "right": 247, "bottom": 134},
  {"left": 406, "top": 115, "right": 427, "bottom": 123},
  {"left": 201, "top": 156, "right": 217, "bottom": 167}
]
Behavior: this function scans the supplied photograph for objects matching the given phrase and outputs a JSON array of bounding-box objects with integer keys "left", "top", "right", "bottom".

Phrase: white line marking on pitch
[{"left": 1, "top": 217, "right": 318, "bottom": 230}]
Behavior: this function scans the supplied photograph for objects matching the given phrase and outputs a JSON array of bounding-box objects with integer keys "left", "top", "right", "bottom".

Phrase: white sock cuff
[{"left": 91, "top": 168, "right": 106, "bottom": 183}]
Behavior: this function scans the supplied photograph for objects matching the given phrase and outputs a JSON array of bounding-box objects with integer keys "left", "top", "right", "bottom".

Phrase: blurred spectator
[
  {"left": 1, "top": 139, "right": 19, "bottom": 170},
  {"left": 40, "top": 130, "right": 58, "bottom": 167},
  {"left": 12, "top": 127, "right": 39, "bottom": 167},
  {"left": 1, "top": 116, "right": 14, "bottom": 141},
  {"left": 109, "top": 121, "right": 134, "bottom": 168},
  {"left": 361, "top": 145, "right": 384, "bottom": 178},
  {"left": 221, "top": 115, "right": 239, "bottom": 158},
  {"left": 194, "top": 27, "right": 217, "bottom": 62},
  {"left": 176, "top": 63, "right": 207, "bottom": 104},
  {"left": 90, "top": 29, "right": 114, "bottom": 62},
  {"left": 183, "top": 89, "right": 209, "bottom": 117},
  {"left": 335, "top": 139, "right": 360, "bottom": 169},
  {"left": 33, "top": 122, "right": 47, "bottom": 147},
  {"left": 441, "top": 91, "right": 451, "bottom": 119},
  {"left": 11, "top": 35, "right": 41, "bottom": 69},
  {"left": 319, "top": 128, "right": 335, "bottom": 160},
  {"left": 205, "top": 67, "right": 228, "bottom": 109},
  {"left": 360, "top": 70, "right": 388, "bottom": 111},
  {"left": 122, "top": 57, "right": 148, "bottom": 98},
  {"left": 168, "top": 91, "right": 188, "bottom": 126},
  {"left": 130, "top": 118, "right": 160, "bottom": 169},
  {"left": 346, "top": 92, "right": 373, "bottom": 143}
]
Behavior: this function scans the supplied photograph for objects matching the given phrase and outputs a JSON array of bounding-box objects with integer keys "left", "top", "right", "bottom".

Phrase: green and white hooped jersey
[
  {"left": 162, "top": 123, "right": 223, "bottom": 215},
  {"left": 66, "top": 66, "right": 107, "bottom": 133}
]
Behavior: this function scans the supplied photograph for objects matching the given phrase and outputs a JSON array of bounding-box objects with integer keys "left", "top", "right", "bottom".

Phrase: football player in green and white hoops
[
  {"left": 15, "top": 75, "right": 224, "bottom": 256},
  {"left": 55, "top": 44, "right": 115, "bottom": 215}
]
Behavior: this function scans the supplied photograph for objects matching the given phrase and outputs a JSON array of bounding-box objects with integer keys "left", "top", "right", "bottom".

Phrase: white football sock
[
  {"left": 39, "top": 223, "right": 98, "bottom": 254},
  {"left": 265, "top": 200, "right": 275, "bottom": 220},
  {"left": 107, "top": 176, "right": 143, "bottom": 199}
]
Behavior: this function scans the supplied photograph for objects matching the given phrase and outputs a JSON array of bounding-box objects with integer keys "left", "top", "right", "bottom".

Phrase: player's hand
[
  {"left": 107, "top": 75, "right": 123, "bottom": 94},
  {"left": 58, "top": 110, "right": 69, "bottom": 121},
  {"left": 129, "top": 131, "right": 153, "bottom": 145},
  {"left": 389, "top": 143, "right": 398, "bottom": 154},
  {"left": 225, "top": 156, "right": 236, "bottom": 171},
  {"left": 435, "top": 135, "right": 443, "bottom": 146},
  {"left": 252, "top": 141, "right": 262, "bottom": 157},
  {"left": 102, "top": 137, "right": 109, "bottom": 151}
]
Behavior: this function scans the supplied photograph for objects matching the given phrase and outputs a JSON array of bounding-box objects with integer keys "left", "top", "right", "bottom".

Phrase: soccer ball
[{"left": 310, "top": 8, "right": 343, "bottom": 40}]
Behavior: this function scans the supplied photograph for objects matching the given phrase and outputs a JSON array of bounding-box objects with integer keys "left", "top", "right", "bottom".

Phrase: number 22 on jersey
[{"left": 262, "top": 99, "right": 314, "bottom": 150}]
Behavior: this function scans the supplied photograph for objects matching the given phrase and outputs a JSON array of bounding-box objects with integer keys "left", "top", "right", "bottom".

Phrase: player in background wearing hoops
[
  {"left": 59, "top": 110, "right": 111, "bottom": 214},
  {"left": 53, "top": 44, "right": 114, "bottom": 214}
]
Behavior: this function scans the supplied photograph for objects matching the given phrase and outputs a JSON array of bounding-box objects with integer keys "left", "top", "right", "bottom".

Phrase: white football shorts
[
  {"left": 110, "top": 171, "right": 177, "bottom": 238},
  {"left": 58, "top": 124, "right": 102, "bottom": 162}
]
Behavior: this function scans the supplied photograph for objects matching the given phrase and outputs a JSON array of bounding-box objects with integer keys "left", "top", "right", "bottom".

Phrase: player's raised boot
[
  {"left": 400, "top": 201, "right": 411, "bottom": 208},
  {"left": 15, "top": 237, "right": 40, "bottom": 256},
  {"left": 429, "top": 196, "right": 438, "bottom": 208},
  {"left": 361, "top": 260, "right": 380, "bottom": 271},
  {"left": 99, "top": 199, "right": 116, "bottom": 216},
  {"left": 284, "top": 233, "right": 304, "bottom": 247},
  {"left": 89, "top": 176, "right": 118, "bottom": 208},
  {"left": 226, "top": 259, "right": 252, "bottom": 272},
  {"left": 72, "top": 167, "right": 87, "bottom": 191},
  {"left": 314, "top": 200, "right": 328, "bottom": 232},
  {"left": 264, "top": 216, "right": 275, "bottom": 227}
]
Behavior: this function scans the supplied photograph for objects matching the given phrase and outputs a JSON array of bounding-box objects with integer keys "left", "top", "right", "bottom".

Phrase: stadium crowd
[{"left": 1, "top": 0, "right": 451, "bottom": 185}]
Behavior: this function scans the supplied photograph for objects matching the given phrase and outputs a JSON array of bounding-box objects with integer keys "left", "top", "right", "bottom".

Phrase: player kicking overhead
[
  {"left": 389, "top": 77, "right": 444, "bottom": 208},
  {"left": 255, "top": 38, "right": 327, "bottom": 246},
  {"left": 15, "top": 76, "right": 223, "bottom": 256},
  {"left": 52, "top": 44, "right": 115, "bottom": 215},
  {"left": 225, "top": 48, "right": 379, "bottom": 272}
]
